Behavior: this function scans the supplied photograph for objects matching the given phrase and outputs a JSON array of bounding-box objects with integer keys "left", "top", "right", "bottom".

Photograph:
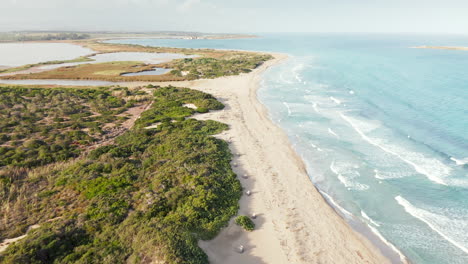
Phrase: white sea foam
[
  {"left": 395, "top": 196, "right": 468, "bottom": 254},
  {"left": 282, "top": 102, "right": 292, "bottom": 116},
  {"left": 291, "top": 63, "right": 304, "bottom": 83},
  {"left": 340, "top": 113, "right": 453, "bottom": 186},
  {"left": 450, "top": 157, "right": 468, "bottom": 166},
  {"left": 327, "top": 128, "right": 339, "bottom": 138},
  {"left": 330, "top": 96, "right": 342, "bottom": 105},
  {"left": 320, "top": 191, "right": 406, "bottom": 262},
  {"left": 361, "top": 210, "right": 381, "bottom": 227},
  {"left": 312, "top": 102, "right": 320, "bottom": 113},
  {"left": 295, "top": 75, "right": 302, "bottom": 83},
  {"left": 319, "top": 190, "right": 354, "bottom": 218},
  {"left": 366, "top": 223, "right": 407, "bottom": 262},
  {"left": 349, "top": 90, "right": 355, "bottom": 95},
  {"left": 373, "top": 169, "right": 409, "bottom": 180},
  {"left": 330, "top": 161, "right": 370, "bottom": 191}
]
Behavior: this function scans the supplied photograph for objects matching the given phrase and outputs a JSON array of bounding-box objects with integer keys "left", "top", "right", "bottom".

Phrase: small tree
[{"left": 235, "top": 215, "right": 255, "bottom": 231}]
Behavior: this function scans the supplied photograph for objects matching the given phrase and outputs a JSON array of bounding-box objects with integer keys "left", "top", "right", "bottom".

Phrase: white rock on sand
[
  {"left": 183, "top": 103, "right": 197, "bottom": 109},
  {"left": 120, "top": 54, "right": 393, "bottom": 264},
  {"left": 144, "top": 122, "right": 161, "bottom": 129}
]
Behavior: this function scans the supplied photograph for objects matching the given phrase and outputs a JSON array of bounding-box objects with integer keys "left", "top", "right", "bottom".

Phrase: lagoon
[{"left": 0, "top": 43, "right": 93, "bottom": 67}]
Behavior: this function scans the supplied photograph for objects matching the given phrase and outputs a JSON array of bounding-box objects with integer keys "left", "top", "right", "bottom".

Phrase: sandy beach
[{"left": 122, "top": 54, "right": 392, "bottom": 264}]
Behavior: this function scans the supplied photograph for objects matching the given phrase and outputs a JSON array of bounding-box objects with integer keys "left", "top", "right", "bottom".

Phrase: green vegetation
[
  {"left": 0, "top": 86, "right": 242, "bottom": 264},
  {"left": 135, "top": 86, "right": 224, "bottom": 129},
  {"left": 166, "top": 54, "right": 273, "bottom": 80},
  {"left": 0, "top": 85, "right": 145, "bottom": 168},
  {"left": 0, "top": 32, "right": 90, "bottom": 42},
  {"left": 235, "top": 215, "right": 255, "bottom": 231},
  {"left": 0, "top": 31, "right": 254, "bottom": 43}
]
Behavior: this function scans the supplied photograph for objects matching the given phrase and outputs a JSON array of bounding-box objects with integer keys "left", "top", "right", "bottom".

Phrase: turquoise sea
[{"left": 108, "top": 34, "right": 468, "bottom": 264}]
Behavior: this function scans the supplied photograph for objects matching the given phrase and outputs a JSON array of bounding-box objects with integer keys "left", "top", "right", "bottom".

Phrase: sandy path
[{"left": 121, "top": 54, "right": 391, "bottom": 264}]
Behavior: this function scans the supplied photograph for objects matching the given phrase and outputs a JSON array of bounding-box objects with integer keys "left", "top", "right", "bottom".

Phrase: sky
[{"left": 1, "top": 0, "right": 468, "bottom": 34}]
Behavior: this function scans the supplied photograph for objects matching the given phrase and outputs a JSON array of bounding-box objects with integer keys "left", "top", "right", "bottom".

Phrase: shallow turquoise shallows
[{"left": 108, "top": 34, "right": 468, "bottom": 264}]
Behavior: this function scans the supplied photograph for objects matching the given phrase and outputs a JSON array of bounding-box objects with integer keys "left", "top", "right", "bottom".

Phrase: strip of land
[
  {"left": 0, "top": 31, "right": 257, "bottom": 43},
  {"left": 413, "top": 45, "right": 468, "bottom": 51},
  {"left": 122, "top": 53, "right": 392, "bottom": 264}
]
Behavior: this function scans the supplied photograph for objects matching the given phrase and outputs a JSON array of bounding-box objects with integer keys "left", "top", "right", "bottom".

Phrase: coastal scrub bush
[
  {"left": 165, "top": 53, "right": 273, "bottom": 80},
  {"left": 0, "top": 86, "right": 241, "bottom": 264},
  {"left": 235, "top": 215, "right": 255, "bottom": 231},
  {"left": 0, "top": 85, "right": 148, "bottom": 169}
]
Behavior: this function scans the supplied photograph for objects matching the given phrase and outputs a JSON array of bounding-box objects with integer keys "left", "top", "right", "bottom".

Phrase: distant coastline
[
  {"left": 413, "top": 45, "right": 468, "bottom": 51},
  {"left": 0, "top": 31, "right": 257, "bottom": 43}
]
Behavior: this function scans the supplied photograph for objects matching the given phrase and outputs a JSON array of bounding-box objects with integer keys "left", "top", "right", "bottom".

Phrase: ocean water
[{"left": 108, "top": 34, "right": 468, "bottom": 264}]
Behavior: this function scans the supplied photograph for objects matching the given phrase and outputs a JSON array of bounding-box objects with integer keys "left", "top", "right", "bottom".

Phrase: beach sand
[{"left": 122, "top": 54, "right": 391, "bottom": 264}]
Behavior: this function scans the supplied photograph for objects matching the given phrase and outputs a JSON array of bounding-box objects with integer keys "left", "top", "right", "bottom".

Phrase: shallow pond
[
  {"left": 0, "top": 43, "right": 93, "bottom": 67},
  {"left": 38, "top": 52, "right": 196, "bottom": 70},
  {"left": 121, "top": 68, "right": 171, "bottom": 76}
]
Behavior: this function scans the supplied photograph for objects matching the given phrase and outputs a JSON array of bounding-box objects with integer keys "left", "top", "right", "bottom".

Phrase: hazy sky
[{"left": 1, "top": 0, "right": 468, "bottom": 34}]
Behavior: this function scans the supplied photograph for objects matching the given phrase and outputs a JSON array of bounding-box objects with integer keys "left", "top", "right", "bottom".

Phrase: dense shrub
[
  {"left": 235, "top": 215, "right": 255, "bottom": 231},
  {"left": 166, "top": 54, "right": 273, "bottom": 80},
  {"left": 0, "top": 86, "right": 145, "bottom": 168},
  {"left": 0, "top": 86, "right": 242, "bottom": 264}
]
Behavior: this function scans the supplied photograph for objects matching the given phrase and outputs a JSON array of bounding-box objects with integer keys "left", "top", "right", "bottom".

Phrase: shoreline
[
  {"left": 0, "top": 41, "right": 404, "bottom": 262},
  {"left": 122, "top": 54, "right": 395, "bottom": 263}
]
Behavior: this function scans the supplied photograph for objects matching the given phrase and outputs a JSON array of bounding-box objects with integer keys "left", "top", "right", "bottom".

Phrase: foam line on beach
[
  {"left": 361, "top": 210, "right": 381, "bottom": 227},
  {"left": 319, "top": 190, "right": 354, "bottom": 218},
  {"left": 365, "top": 222, "right": 407, "bottom": 263}
]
